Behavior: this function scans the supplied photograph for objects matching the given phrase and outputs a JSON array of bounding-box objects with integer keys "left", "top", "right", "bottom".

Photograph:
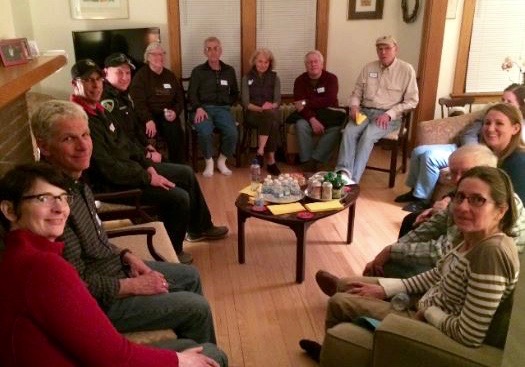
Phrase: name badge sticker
[
  {"left": 109, "top": 123, "right": 116, "bottom": 133},
  {"left": 220, "top": 79, "right": 229, "bottom": 86},
  {"left": 163, "top": 83, "right": 172, "bottom": 89},
  {"left": 248, "top": 79, "right": 254, "bottom": 86},
  {"left": 317, "top": 87, "right": 325, "bottom": 93},
  {"left": 369, "top": 72, "right": 378, "bottom": 78}
]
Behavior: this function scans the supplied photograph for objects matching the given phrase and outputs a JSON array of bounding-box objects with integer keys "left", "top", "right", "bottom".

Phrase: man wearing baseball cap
[
  {"left": 336, "top": 35, "right": 419, "bottom": 183},
  {"left": 102, "top": 52, "right": 162, "bottom": 163},
  {"left": 69, "top": 58, "right": 229, "bottom": 266}
]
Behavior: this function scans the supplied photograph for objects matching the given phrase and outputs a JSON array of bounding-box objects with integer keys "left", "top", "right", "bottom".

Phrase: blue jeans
[
  {"left": 295, "top": 119, "right": 341, "bottom": 163},
  {"left": 192, "top": 105, "right": 238, "bottom": 159},
  {"left": 107, "top": 261, "right": 216, "bottom": 344},
  {"left": 336, "top": 108, "right": 401, "bottom": 183},
  {"left": 405, "top": 144, "right": 456, "bottom": 200}
]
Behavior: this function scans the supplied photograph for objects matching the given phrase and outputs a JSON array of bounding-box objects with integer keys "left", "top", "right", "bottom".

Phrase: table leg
[
  {"left": 290, "top": 222, "right": 310, "bottom": 283},
  {"left": 237, "top": 208, "right": 248, "bottom": 264},
  {"left": 347, "top": 202, "right": 356, "bottom": 244}
]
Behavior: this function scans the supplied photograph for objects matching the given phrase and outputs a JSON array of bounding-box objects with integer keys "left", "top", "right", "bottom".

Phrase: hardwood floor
[{"left": 187, "top": 149, "right": 409, "bottom": 367}]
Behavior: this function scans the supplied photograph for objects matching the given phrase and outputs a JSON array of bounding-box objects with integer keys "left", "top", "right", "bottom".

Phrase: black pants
[
  {"left": 139, "top": 163, "right": 213, "bottom": 253},
  {"left": 245, "top": 109, "right": 281, "bottom": 152},
  {"left": 155, "top": 116, "right": 186, "bottom": 164}
]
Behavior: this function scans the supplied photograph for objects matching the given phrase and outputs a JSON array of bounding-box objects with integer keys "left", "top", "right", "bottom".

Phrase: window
[
  {"left": 454, "top": 0, "right": 525, "bottom": 96},
  {"left": 179, "top": 0, "right": 241, "bottom": 80},
  {"left": 256, "top": 0, "right": 317, "bottom": 94}
]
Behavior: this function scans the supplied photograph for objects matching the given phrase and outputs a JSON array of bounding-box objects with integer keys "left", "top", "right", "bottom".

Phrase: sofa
[
  {"left": 414, "top": 110, "right": 485, "bottom": 201},
  {"left": 320, "top": 256, "right": 523, "bottom": 367}
]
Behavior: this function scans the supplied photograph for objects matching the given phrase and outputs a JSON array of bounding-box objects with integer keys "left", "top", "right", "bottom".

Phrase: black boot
[{"left": 299, "top": 339, "right": 321, "bottom": 362}]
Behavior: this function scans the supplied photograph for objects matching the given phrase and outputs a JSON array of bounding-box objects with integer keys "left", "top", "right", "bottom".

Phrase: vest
[{"left": 247, "top": 69, "right": 276, "bottom": 106}]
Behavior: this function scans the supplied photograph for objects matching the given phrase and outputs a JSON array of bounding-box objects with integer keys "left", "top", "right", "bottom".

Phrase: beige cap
[{"left": 376, "top": 35, "right": 397, "bottom": 47}]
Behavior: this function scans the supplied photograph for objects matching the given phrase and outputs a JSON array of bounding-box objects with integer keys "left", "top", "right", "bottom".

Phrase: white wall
[
  {"left": 0, "top": 0, "right": 15, "bottom": 39},
  {"left": 10, "top": 0, "right": 170, "bottom": 99},
  {"left": 326, "top": 0, "right": 424, "bottom": 104}
]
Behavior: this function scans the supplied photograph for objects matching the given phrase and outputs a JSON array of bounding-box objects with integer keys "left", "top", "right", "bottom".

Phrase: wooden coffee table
[{"left": 235, "top": 184, "right": 360, "bottom": 283}]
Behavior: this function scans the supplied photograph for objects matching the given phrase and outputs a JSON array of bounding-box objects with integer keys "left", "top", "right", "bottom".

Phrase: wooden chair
[
  {"left": 438, "top": 96, "right": 475, "bottom": 118},
  {"left": 181, "top": 77, "right": 243, "bottom": 170},
  {"left": 365, "top": 110, "right": 413, "bottom": 188},
  {"left": 94, "top": 189, "right": 156, "bottom": 224}
]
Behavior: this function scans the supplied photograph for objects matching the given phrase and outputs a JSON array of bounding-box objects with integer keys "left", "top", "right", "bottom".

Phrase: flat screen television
[{"left": 72, "top": 27, "right": 160, "bottom": 71}]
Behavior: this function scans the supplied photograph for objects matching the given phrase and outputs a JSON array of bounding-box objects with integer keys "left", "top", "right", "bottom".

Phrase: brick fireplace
[{"left": 0, "top": 55, "right": 66, "bottom": 176}]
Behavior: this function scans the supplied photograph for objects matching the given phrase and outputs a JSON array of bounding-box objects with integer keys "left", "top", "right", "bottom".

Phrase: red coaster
[
  {"left": 297, "top": 211, "right": 314, "bottom": 219},
  {"left": 251, "top": 205, "right": 267, "bottom": 212}
]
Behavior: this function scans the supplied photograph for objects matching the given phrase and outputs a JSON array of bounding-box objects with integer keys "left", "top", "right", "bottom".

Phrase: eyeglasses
[
  {"left": 21, "top": 193, "right": 73, "bottom": 207},
  {"left": 451, "top": 192, "right": 492, "bottom": 208},
  {"left": 205, "top": 46, "right": 221, "bottom": 52}
]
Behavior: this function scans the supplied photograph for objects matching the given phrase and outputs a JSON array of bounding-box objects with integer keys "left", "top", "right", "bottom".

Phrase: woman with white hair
[{"left": 130, "top": 42, "right": 186, "bottom": 164}]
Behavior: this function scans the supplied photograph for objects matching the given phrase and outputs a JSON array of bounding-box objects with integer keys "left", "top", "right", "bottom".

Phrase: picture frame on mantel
[
  {"left": 70, "top": 0, "right": 129, "bottom": 20},
  {"left": 0, "top": 38, "right": 31, "bottom": 67},
  {"left": 348, "top": 0, "right": 384, "bottom": 20}
]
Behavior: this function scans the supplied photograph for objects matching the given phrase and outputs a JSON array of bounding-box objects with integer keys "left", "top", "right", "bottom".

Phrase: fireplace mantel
[
  {"left": 0, "top": 55, "right": 67, "bottom": 176},
  {"left": 0, "top": 55, "right": 67, "bottom": 109}
]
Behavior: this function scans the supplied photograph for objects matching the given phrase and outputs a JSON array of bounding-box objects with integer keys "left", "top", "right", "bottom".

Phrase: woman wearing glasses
[
  {"left": 0, "top": 163, "right": 220, "bottom": 366},
  {"left": 300, "top": 166, "right": 519, "bottom": 361}
]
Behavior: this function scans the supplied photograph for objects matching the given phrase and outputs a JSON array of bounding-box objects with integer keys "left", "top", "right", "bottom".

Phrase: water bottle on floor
[{"left": 250, "top": 159, "right": 261, "bottom": 191}]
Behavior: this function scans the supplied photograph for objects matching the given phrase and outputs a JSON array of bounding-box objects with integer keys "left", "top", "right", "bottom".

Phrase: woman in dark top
[
  {"left": 241, "top": 48, "right": 282, "bottom": 175},
  {"left": 481, "top": 103, "right": 525, "bottom": 202},
  {"left": 130, "top": 42, "right": 186, "bottom": 164}
]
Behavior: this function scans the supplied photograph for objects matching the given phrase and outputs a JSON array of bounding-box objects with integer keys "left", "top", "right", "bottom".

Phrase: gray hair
[
  {"left": 249, "top": 48, "right": 276, "bottom": 69},
  {"left": 304, "top": 50, "right": 324, "bottom": 65},
  {"left": 449, "top": 144, "right": 498, "bottom": 167},
  {"left": 143, "top": 42, "right": 164, "bottom": 63},
  {"left": 203, "top": 36, "right": 221, "bottom": 50},
  {"left": 30, "top": 100, "right": 87, "bottom": 142}
]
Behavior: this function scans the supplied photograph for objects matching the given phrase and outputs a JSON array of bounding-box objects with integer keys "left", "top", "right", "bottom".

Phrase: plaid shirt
[
  {"left": 390, "top": 194, "right": 525, "bottom": 266},
  {"left": 61, "top": 179, "right": 125, "bottom": 310}
]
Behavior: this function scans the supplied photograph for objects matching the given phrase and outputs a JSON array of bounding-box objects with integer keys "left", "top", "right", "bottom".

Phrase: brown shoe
[{"left": 315, "top": 270, "right": 340, "bottom": 296}]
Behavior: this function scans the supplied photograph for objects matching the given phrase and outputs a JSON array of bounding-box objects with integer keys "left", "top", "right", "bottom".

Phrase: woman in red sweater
[{"left": 0, "top": 163, "right": 219, "bottom": 367}]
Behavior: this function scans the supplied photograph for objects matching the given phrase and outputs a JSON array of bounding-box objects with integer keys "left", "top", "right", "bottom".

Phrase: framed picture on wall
[
  {"left": 70, "top": 0, "right": 129, "bottom": 20},
  {"left": 0, "top": 38, "right": 31, "bottom": 67},
  {"left": 348, "top": 0, "right": 384, "bottom": 20}
]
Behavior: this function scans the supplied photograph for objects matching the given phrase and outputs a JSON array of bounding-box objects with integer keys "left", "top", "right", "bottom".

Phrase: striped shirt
[{"left": 380, "top": 233, "right": 519, "bottom": 347}]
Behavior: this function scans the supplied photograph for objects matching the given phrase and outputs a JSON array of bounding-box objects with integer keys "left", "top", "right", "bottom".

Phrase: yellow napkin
[
  {"left": 355, "top": 112, "right": 367, "bottom": 125},
  {"left": 305, "top": 200, "right": 344, "bottom": 212},
  {"left": 267, "top": 203, "right": 305, "bottom": 215},
  {"left": 239, "top": 184, "right": 260, "bottom": 197}
]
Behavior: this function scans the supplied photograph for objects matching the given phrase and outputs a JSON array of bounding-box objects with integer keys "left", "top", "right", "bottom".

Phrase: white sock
[
  {"left": 203, "top": 158, "right": 214, "bottom": 177},
  {"left": 217, "top": 154, "right": 232, "bottom": 176}
]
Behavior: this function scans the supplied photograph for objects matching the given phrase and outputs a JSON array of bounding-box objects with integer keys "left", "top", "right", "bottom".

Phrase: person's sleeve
[
  {"left": 129, "top": 70, "right": 154, "bottom": 124},
  {"left": 27, "top": 255, "right": 178, "bottom": 366},
  {"left": 385, "top": 65, "right": 419, "bottom": 121},
  {"left": 188, "top": 67, "right": 202, "bottom": 110},
  {"left": 89, "top": 122, "right": 151, "bottom": 187},
  {"left": 172, "top": 74, "right": 185, "bottom": 117},
  {"left": 501, "top": 152, "right": 525, "bottom": 203},
  {"left": 274, "top": 74, "right": 281, "bottom": 104},
  {"left": 459, "top": 118, "right": 482, "bottom": 146},
  {"left": 61, "top": 225, "right": 121, "bottom": 305},
  {"left": 390, "top": 210, "right": 450, "bottom": 265},
  {"left": 401, "top": 267, "right": 442, "bottom": 294},
  {"left": 424, "top": 242, "right": 518, "bottom": 347},
  {"left": 229, "top": 68, "right": 239, "bottom": 104},
  {"left": 349, "top": 67, "right": 367, "bottom": 107},
  {"left": 511, "top": 194, "right": 525, "bottom": 253},
  {"left": 241, "top": 75, "right": 250, "bottom": 108}
]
